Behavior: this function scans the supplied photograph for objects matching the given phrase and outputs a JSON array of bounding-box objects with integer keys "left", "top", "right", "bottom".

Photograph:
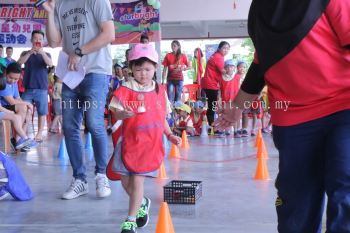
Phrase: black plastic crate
[{"left": 164, "top": 180, "right": 202, "bottom": 204}]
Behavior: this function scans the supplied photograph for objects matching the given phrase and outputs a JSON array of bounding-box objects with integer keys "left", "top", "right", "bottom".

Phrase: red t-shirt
[
  {"left": 162, "top": 53, "right": 189, "bottom": 81},
  {"left": 263, "top": 0, "right": 350, "bottom": 126},
  {"left": 219, "top": 74, "right": 240, "bottom": 102},
  {"left": 202, "top": 52, "right": 224, "bottom": 90}
]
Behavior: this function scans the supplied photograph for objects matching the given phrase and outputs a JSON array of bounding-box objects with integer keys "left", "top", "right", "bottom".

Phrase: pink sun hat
[{"left": 128, "top": 43, "right": 159, "bottom": 64}]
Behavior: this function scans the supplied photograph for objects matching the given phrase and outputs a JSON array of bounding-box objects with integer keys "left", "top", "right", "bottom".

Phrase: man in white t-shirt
[{"left": 43, "top": 0, "right": 115, "bottom": 200}]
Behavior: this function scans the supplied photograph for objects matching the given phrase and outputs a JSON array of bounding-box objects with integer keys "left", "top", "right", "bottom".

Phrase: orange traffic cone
[
  {"left": 255, "top": 129, "right": 262, "bottom": 148},
  {"left": 169, "top": 143, "right": 181, "bottom": 159},
  {"left": 181, "top": 130, "right": 190, "bottom": 149},
  {"left": 256, "top": 138, "right": 268, "bottom": 159},
  {"left": 254, "top": 158, "right": 270, "bottom": 180},
  {"left": 157, "top": 162, "right": 168, "bottom": 179},
  {"left": 155, "top": 202, "right": 175, "bottom": 233}
]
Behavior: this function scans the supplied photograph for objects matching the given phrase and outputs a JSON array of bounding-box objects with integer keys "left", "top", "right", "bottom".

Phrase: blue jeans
[
  {"left": 273, "top": 110, "right": 350, "bottom": 233},
  {"left": 62, "top": 73, "right": 109, "bottom": 181},
  {"left": 167, "top": 80, "right": 183, "bottom": 103},
  {"left": 21, "top": 89, "right": 48, "bottom": 116}
]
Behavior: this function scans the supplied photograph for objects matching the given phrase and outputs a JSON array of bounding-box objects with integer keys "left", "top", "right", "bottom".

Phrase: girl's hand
[
  {"left": 169, "top": 134, "right": 182, "bottom": 146},
  {"left": 120, "top": 105, "right": 135, "bottom": 120}
]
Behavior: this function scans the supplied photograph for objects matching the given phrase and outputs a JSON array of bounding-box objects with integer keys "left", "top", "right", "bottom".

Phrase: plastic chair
[{"left": 1, "top": 120, "right": 12, "bottom": 153}]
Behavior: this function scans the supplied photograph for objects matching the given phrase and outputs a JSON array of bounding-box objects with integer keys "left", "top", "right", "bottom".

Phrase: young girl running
[{"left": 109, "top": 44, "right": 181, "bottom": 233}]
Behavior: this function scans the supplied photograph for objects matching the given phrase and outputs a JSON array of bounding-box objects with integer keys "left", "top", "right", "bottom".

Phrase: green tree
[{"left": 239, "top": 38, "right": 255, "bottom": 66}]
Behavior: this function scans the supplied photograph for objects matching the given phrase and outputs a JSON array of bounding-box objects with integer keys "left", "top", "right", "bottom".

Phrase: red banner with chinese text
[{"left": 0, "top": 4, "right": 47, "bottom": 47}]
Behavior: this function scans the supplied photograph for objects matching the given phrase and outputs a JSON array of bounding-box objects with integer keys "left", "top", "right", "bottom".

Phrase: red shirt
[
  {"left": 202, "top": 52, "right": 224, "bottom": 90},
  {"left": 219, "top": 74, "right": 240, "bottom": 102},
  {"left": 264, "top": 0, "right": 350, "bottom": 126},
  {"left": 162, "top": 53, "right": 189, "bottom": 81},
  {"left": 190, "top": 111, "right": 207, "bottom": 135}
]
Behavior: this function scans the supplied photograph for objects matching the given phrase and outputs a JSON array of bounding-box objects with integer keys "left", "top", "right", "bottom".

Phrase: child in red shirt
[
  {"left": 219, "top": 60, "right": 240, "bottom": 136},
  {"left": 109, "top": 44, "right": 181, "bottom": 233},
  {"left": 190, "top": 101, "right": 207, "bottom": 136}
]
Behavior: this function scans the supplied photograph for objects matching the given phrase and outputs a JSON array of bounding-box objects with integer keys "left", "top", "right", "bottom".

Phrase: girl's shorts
[{"left": 112, "top": 137, "right": 158, "bottom": 177}]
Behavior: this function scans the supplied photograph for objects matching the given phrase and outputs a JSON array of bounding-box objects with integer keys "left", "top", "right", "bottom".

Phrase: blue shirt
[
  {"left": 4, "top": 57, "right": 15, "bottom": 66},
  {"left": 23, "top": 52, "right": 50, "bottom": 90},
  {"left": 0, "top": 82, "right": 19, "bottom": 106}
]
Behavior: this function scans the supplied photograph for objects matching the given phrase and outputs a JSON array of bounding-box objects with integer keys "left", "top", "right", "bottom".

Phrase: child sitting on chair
[{"left": 0, "top": 69, "right": 36, "bottom": 151}]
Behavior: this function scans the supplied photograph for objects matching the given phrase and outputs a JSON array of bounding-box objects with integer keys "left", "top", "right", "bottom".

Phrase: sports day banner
[
  {"left": 111, "top": 0, "right": 160, "bottom": 44},
  {"left": 0, "top": 4, "right": 48, "bottom": 47},
  {"left": 0, "top": 0, "right": 161, "bottom": 47}
]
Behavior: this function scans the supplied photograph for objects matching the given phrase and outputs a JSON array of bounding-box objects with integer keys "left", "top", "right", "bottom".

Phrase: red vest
[
  {"left": 113, "top": 86, "right": 166, "bottom": 173},
  {"left": 191, "top": 111, "right": 207, "bottom": 134},
  {"left": 219, "top": 74, "right": 240, "bottom": 102}
]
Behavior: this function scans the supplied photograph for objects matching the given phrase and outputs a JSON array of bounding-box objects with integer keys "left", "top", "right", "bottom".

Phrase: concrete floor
[{"left": 0, "top": 125, "right": 321, "bottom": 233}]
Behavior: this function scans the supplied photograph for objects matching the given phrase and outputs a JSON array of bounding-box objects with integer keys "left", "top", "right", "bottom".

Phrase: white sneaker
[
  {"left": 62, "top": 179, "right": 89, "bottom": 200},
  {"left": 95, "top": 173, "right": 111, "bottom": 198},
  {"left": 0, "top": 161, "right": 8, "bottom": 183}
]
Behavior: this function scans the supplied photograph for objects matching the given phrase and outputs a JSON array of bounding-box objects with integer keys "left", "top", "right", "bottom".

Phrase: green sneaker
[
  {"left": 120, "top": 221, "right": 137, "bottom": 233},
  {"left": 136, "top": 197, "right": 151, "bottom": 228}
]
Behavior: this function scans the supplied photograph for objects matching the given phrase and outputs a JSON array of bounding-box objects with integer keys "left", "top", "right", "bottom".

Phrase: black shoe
[
  {"left": 120, "top": 221, "right": 137, "bottom": 233},
  {"left": 136, "top": 197, "right": 151, "bottom": 228},
  {"left": 241, "top": 129, "right": 249, "bottom": 137}
]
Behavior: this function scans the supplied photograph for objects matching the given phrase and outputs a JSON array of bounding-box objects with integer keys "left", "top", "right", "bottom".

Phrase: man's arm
[
  {"left": 79, "top": 20, "right": 115, "bottom": 55},
  {"left": 67, "top": 20, "right": 114, "bottom": 71},
  {"left": 17, "top": 51, "right": 33, "bottom": 65},
  {"left": 38, "top": 50, "right": 53, "bottom": 67},
  {"left": 43, "top": 0, "right": 62, "bottom": 48}
]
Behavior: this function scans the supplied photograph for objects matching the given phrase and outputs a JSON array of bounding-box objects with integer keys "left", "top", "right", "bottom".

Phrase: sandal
[
  {"left": 49, "top": 128, "right": 59, "bottom": 134},
  {"left": 35, "top": 135, "right": 43, "bottom": 143}
]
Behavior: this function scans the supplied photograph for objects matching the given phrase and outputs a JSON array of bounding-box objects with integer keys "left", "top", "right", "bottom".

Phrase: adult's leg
[
  {"left": 273, "top": 119, "right": 327, "bottom": 233},
  {"left": 324, "top": 110, "right": 350, "bottom": 232},
  {"left": 21, "top": 90, "right": 34, "bottom": 137},
  {"left": 167, "top": 81, "right": 175, "bottom": 104},
  {"left": 62, "top": 84, "right": 85, "bottom": 180},
  {"left": 204, "top": 89, "right": 218, "bottom": 126},
  {"left": 33, "top": 89, "right": 48, "bottom": 141},
  {"left": 81, "top": 74, "right": 109, "bottom": 175},
  {"left": 174, "top": 80, "right": 184, "bottom": 102}
]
